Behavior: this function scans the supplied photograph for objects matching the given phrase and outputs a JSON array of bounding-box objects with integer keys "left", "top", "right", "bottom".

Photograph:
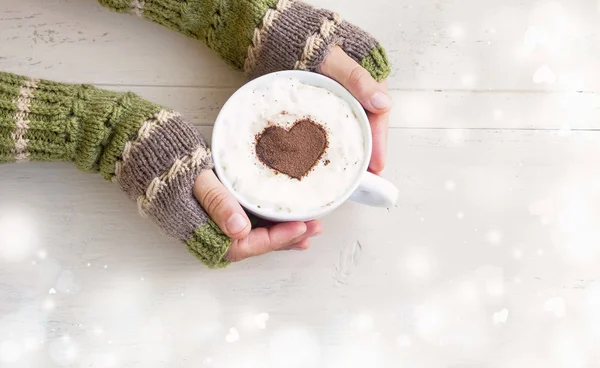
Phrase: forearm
[
  {"left": 98, "top": 0, "right": 391, "bottom": 81},
  {"left": 0, "top": 71, "right": 230, "bottom": 267},
  {"left": 0, "top": 72, "right": 159, "bottom": 171}
]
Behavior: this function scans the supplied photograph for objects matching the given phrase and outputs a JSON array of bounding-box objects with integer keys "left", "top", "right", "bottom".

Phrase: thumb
[
  {"left": 193, "top": 170, "right": 251, "bottom": 239},
  {"left": 320, "top": 46, "right": 392, "bottom": 114}
]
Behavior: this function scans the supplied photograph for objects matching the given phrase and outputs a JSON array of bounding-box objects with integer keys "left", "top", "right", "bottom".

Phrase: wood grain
[
  {"left": 1, "top": 0, "right": 599, "bottom": 367},
  {"left": 1, "top": 0, "right": 598, "bottom": 90}
]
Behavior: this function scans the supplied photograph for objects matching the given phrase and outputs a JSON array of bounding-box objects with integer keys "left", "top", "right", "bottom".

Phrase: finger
[
  {"left": 320, "top": 46, "right": 392, "bottom": 114},
  {"left": 226, "top": 222, "right": 307, "bottom": 262},
  {"left": 296, "top": 220, "right": 322, "bottom": 240},
  {"left": 292, "top": 238, "right": 311, "bottom": 250},
  {"left": 278, "top": 239, "right": 311, "bottom": 251},
  {"left": 368, "top": 108, "right": 389, "bottom": 174},
  {"left": 193, "top": 170, "right": 251, "bottom": 239},
  {"left": 277, "top": 220, "right": 323, "bottom": 250},
  {"left": 254, "top": 218, "right": 277, "bottom": 228}
]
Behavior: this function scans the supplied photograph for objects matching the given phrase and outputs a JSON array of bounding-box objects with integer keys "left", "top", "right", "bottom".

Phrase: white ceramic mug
[{"left": 212, "top": 70, "right": 399, "bottom": 222}]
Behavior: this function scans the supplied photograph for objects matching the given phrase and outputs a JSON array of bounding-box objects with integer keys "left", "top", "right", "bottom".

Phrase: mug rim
[{"left": 211, "top": 70, "right": 372, "bottom": 222}]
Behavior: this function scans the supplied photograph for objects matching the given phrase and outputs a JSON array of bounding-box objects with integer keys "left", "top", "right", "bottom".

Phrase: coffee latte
[{"left": 214, "top": 77, "right": 365, "bottom": 213}]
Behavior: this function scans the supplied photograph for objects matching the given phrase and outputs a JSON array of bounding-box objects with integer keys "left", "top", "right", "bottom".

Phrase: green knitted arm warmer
[
  {"left": 0, "top": 72, "right": 231, "bottom": 268},
  {"left": 98, "top": 0, "right": 391, "bottom": 81}
]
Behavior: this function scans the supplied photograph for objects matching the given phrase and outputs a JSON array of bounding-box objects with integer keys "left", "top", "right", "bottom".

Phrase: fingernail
[
  {"left": 294, "top": 225, "right": 307, "bottom": 238},
  {"left": 226, "top": 213, "right": 247, "bottom": 234},
  {"left": 370, "top": 92, "right": 392, "bottom": 110}
]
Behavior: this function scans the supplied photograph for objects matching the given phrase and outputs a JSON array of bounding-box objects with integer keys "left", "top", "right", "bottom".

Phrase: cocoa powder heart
[{"left": 255, "top": 119, "right": 328, "bottom": 180}]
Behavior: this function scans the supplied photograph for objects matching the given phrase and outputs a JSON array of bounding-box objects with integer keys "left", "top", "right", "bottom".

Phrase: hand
[
  {"left": 193, "top": 170, "right": 322, "bottom": 262},
  {"left": 319, "top": 46, "right": 392, "bottom": 174}
]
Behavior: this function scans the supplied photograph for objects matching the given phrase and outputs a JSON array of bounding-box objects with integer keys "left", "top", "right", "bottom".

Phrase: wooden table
[{"left": 1, "top": 1, "right": 600, "bottom": 366}]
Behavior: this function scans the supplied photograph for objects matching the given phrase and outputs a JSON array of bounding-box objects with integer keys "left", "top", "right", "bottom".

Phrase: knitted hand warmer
[
  {"left": 0, "top": 72, "right": 230, "bottom": 268},
  {"left": 98, "top": 0, "right": 391, "bottom": 81}
]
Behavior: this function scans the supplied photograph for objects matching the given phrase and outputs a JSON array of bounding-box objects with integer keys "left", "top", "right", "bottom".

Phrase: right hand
[
  {"left": 319, "top": 46, "right": 392, "bottom": 174},
  {"left": 193, "top": 170, "right": 322, "bottom": 262}
]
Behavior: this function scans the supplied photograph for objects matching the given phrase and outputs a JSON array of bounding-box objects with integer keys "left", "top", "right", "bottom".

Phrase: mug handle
[{"left": 349, "top": 172, "right": 399, "bottom": 207}]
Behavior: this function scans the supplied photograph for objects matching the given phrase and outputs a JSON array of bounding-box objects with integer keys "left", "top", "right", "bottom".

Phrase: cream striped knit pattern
[
  {"left": 1, "top": 0, "right": 391, "bottom": 267},
  {"left": 0, "top": 72, "right": 231, "bottom": 268},
  {"left": 10, "top": 77, "right": 38, "bottom": 162}
]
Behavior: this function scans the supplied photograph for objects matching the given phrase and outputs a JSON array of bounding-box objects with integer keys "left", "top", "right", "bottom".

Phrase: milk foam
[{"left": 216, "top": 78, "right": 365, "bottom": 213}]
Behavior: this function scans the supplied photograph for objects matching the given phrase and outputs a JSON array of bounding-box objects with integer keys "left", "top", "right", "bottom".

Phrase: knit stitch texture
[
  {"left": 0, "top": 71, "right": 231, "bottom": 268},
  {"left": 1, "top": 0, "right": 391, "bottom": 267},
  {"left": 98, "top": 0, "right": 391, "bottom": 81}
]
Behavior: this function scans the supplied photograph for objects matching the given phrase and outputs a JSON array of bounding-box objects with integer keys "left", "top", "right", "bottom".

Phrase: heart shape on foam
[{"left": 255, "top": 119, "right": 328, "bottom": 180}]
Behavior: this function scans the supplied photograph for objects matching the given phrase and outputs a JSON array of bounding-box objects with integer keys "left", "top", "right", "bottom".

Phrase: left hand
[
  {"left": 319, "top": 46, "right": 392, "bottom": 174},
  {"left": 194, "top": 170, "right": 322, "bottom": 262}
]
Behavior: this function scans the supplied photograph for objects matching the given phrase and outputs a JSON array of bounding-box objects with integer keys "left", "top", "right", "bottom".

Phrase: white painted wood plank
[
  {"left": 328, "top": 0, "right": 600, "bottom": 91},
  {"left": 2, "top": 0, "right": 599, "bottom": 90},
  {"left": 2, "top": 129, "right": 600, "bottom": 366},
  {"left": 0, "top": 1, "right": 246, "bottom": 88},
  {"left": 112, "top": 86, "right": 600, "bottom": 129},
  {"left": 393, "top": 91, "right": 600, "bottom": 130},
  {"left": 2, "top": 0, "right": 600, "bottom": 366},
  {"left": 4, "top": 73, "right": 597, "bottom": 130}
]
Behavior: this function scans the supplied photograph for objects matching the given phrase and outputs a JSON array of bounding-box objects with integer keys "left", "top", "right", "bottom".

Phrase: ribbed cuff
[
  {"left": 359, "top": 44, "right": 391, "bottom": 82},
  {"left": 187, "top": 220, "right": 232, "bottom": 268}
]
